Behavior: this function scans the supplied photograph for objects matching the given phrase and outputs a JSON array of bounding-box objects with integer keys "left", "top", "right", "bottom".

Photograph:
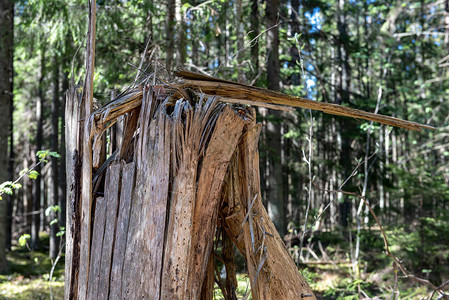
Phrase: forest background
[{"left": 0, "top": 0, "right": 448, "bottom": 298}]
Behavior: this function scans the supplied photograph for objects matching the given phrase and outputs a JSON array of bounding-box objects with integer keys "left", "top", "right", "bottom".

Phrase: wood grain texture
[
  {"left": 97, "top": 163, "right": 121, "bottom": 299},
  {"left": 175, "top": 70, "right": 434, "bottom": 131},
  {"left": 64, "top": 85, "right": 82, "bottom": 300},
  {"left": 199, "top": 253, "right": 215, "bottom": 300},
  {"left": 109, "top": 162, "right": 135, "bottom": 299},
  {"left": 160, "top": 106, "right": 201, "bottom": 299},
  {"left": 86, "top": 196, "right": 106, "bottom": 299},
  {"left": 121, "top": 89, "right": 171, "bottom": 299},
  {"left": 186, "top": 105, "right": 246, "bottom": 298},
  {"left": 77, "top": 1, "right": 96, "bottom": 299},
  {"left": 221, "top": 119, "right": 317, "bottom": 299}
]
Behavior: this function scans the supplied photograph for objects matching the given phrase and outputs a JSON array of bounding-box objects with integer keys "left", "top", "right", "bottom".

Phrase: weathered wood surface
[
  {"left": 64, "top": 85, "right": 82, "bottom": 300},
  {"left": 175, "top": 70, "right": 434, "bottom": 131},
  {"left": 161, "top": 97, "right": 246, "bottom": 299},
  {"left": 109, "top": 162, "right": 135, "bottom": 299},
  {"left": 221, "top": 119, "right": 317, "bottom": 299},
  {"left": 222, "top": 230, "right": 238, "bottom": 300},
  {"left": 122, "top": 90, "right": 171, "bottom": 299},
  {"left": 86, "top": 196, "right": 106, "bottom": 299},
  {"left": 66, "top": 62, "right": 436, "bottom": 299},
  {"left": 187, "top": 105, "right": 247, "bottom": 297},
  {"left": 200, "top": 253, "right": 215, "bottom": 300},
  {"left": 98, "top": 164, "right": 121, "bottom": 299},
  {"left": 77, "top": 1, "right": 96, "bottom": 299}
]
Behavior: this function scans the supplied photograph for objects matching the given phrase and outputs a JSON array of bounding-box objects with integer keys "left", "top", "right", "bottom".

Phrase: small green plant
[
  {"left": 18, "top": 234, "right": 31, "bottom": 247},
  {"left": 1, "top": 150, "right": 62, "bottom": 300},
  {"left": 0, "top": 150, "right": 60, "bottom": 200}
]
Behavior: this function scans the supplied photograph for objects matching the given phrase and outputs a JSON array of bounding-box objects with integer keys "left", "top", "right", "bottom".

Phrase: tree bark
[
  {"left": 59, "top": 50, "right": 70, "bottom": 230},
  {"left": 266, "top": 0, "right": 285, "bottom": 236},
  {"left": 0, "top": 0, "right": 14, "bottom": 274},
  {"left": 66, "top": 93, "right": 317, "bottom": 299},
  {"left": 31, "top": 43, "right": 46, "bottom": 250},
  {"left": 336, "top": 0, "right": 353, "bottom": 228},
  {"left": 249, "top": 0, "right": 259, "bottom": 76},
  {"left": 49, "top": 56, "right": 60, "bottom": 259},
  {"left": 166, "top": 0, "right": 176, "bottom": 74},
  {"left": 176, "top": 0, "right": 187, "bottom": 67}
]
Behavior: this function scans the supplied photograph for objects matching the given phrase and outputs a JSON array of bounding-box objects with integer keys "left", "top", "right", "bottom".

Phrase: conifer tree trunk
[
  {"left": 59, "top": 47, "right": 70, "bottom": 230},
  {"left": 166, "top": 0, "right": 176, "bottom": 74},
  {"left": 0, "top": 0, "right": 14, "bottom": 274},
  {"left": 176, "top": 0, "right": 187, "bottom": 67},
  {"left": 49, "top": 57, "right": 60, "bottom": 258},
  {"left": 31, "top": 44, "right": 46, "bottom": 250},
  {"left": 336, "top": 0, "right": 352, "bottom": 228},
  {"left": 266, "top": 0, "right": 285, "bottom": 236},
  {"left": 249, "top": 0, "right": 259, "bottom": 76}
]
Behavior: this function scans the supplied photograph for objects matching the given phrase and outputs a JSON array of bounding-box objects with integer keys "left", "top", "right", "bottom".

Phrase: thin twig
[
  {"left": 303, "top": 151, "right": 377, "bottom": 236},
  {"left": 429, "top": 279, "right": 449, "bottom": 299},
  {"left": 389, "top": 262, "right": 398, "bottom": 300},
  {"left": 214, "top": 22, "right": 280, "bottom": 75},
  {"left": 313, "top": 185, "right": 446, "bottom": 296}
]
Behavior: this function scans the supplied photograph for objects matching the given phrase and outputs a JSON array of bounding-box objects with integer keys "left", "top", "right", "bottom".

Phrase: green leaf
[
  {"left": 45, "top": 205, "right": 61, "bottom": 216},
  {"left": 50, "top": 219, "right": 58, "bottom": 226},
  {"left": 18, "top": 234, "right": 31, "bottom": 247},
  {"left": 48, "top": 151, "right": 61, "bottom": 158},
  {"left": 36, "top": 150, "right": 50, "bottom": 161},
  {"left": 28, "top": 170, "right": 39, "bottom": 180}
]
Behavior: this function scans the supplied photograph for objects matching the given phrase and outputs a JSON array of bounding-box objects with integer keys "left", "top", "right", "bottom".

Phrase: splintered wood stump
[
  {"left": 65, "top": 83, "right": 317, "bottom": 299},
  {"left": 66, "top": 71, "right": 431, "bottom": 299}
]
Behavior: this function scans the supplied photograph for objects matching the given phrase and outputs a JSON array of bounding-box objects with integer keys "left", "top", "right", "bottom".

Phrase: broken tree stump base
[{"left": 65, "top": 83, "right": 316, "bottom": 299}]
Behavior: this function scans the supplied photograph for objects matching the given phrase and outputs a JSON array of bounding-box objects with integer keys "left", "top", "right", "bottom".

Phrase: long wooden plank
[
  {"left": 109, "top": 162, "right": 136, "bottom": 299},
  {"left": 97, "top": 163, "right": 121, "bottom": 299},
  {"left": 86, "top": 196, "right": 106, "bottom": 299}
]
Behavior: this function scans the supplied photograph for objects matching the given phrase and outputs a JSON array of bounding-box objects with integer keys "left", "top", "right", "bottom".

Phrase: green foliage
[
  {"left": 6, "top": 0, "right": 449, "bottom": 297},
  {"left": 300, "top": 268, "right": 319, "bottom": 285},
  {"left": 44, "top": 205, "right": 61, "bottom": 217},
  {"left": 18, "top": 234, "right": 30, "bottom": 248},
  {"left": 36, "top": 150, "right": 60, "bottom": 163},
  {"left": 387, "top": 219, "right": 449, "bottom": 282},
  {"left": 0, "top": 150, "right": 59, "bottom": 200},
  {"left": 322, "top": 279, "right": 375, "bottom": 299},
  {"left": 27, "top": 170, "right": 39, "bottom": 180},
  {"left": 0, "top": 182, "right": 22, "bottom": 200}
]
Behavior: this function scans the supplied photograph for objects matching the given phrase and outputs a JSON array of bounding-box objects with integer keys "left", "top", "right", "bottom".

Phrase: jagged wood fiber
[{"left": 66, "top": 69, "right": 433, "bottom": 299}]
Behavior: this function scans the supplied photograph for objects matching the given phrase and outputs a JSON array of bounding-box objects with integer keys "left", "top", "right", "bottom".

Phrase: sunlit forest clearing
[{"left": 0, "top": 0, "right": 448, "bottom": 299}]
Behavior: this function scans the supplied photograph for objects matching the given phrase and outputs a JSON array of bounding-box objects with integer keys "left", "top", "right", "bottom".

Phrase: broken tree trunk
[
  {"left": 220, "top": 119, "right": 315, "bottom": 299},
  {"left": 65, "top": 67, "right": 434, "bottom": 300},
  {"left": 65, "top": 5, "right": 434, "bottom": 299},
  {"left": 65, "top": 82, "right": 322, "bottom": 298}
]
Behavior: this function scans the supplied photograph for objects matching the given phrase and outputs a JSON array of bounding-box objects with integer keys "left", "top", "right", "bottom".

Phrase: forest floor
[
  {"left": 0, "top": 247, "right": 64, "bottom": 300},
  {"left": 0, "top": 236, "right": 435, "bottom": 299}
]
